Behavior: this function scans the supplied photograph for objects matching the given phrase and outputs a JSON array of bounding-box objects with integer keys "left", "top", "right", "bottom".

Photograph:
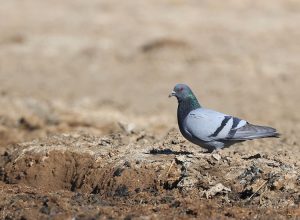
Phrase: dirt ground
[{"left": 0, "top": 0, "right": 300, "bottom": 219}]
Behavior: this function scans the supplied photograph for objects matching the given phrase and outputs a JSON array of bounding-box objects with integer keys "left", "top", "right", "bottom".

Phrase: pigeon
[{"left": 169, "top": 84, "right": 279, "bottom": 152}]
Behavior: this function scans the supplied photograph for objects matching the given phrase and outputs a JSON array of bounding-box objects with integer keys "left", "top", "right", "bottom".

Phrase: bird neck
[{"left": 177, "top": 96, "right": 201, "bottom": 121}]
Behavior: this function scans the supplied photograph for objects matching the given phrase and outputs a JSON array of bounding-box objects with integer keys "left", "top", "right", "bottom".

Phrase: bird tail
[{"left": 227, "top": 123, "right": 280, "bottom": 140}]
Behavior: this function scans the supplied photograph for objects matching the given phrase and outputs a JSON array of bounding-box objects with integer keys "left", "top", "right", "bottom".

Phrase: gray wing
[
  {"left": 184, "top": 108, "right": 247, "bottom": 142},
  {"left": 224, "top": 123, "right": 279, "bottom": 140},
  {"left": 185, "top": 108, "right": 278, "bottom": 142}
]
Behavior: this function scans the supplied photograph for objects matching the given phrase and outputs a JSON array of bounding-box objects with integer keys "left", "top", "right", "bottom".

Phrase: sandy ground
[{"left": 0, "top": 0, "right": 299, "bottom": 219}]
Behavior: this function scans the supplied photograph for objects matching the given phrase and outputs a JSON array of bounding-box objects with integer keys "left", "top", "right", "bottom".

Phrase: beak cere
[{"left": 169, "top": 91, "right": 176, "bottom": 98}]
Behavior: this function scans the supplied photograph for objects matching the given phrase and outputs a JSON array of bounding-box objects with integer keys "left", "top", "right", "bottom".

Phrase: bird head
[{"left": 169, "top": 84, "right": 193, "bottom": 101}]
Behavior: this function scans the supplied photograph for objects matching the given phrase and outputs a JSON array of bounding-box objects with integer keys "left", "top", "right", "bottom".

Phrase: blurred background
[{"left": 0, "top": 0, "right": 299, "bottom": 146}]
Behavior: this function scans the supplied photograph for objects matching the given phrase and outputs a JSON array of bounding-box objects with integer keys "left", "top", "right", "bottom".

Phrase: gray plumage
[{"left": 169, "top": 84, "right": 279, "bottom": 152}]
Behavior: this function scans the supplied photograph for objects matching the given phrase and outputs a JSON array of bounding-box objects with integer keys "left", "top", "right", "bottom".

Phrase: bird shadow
[{"left": 146, "top": 148, "right": 194, "bottom": 155}]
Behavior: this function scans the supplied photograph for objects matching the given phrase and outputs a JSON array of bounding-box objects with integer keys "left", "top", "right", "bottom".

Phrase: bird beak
[{"left": 169, "top": 91, "right": 176, "bottom": 98}]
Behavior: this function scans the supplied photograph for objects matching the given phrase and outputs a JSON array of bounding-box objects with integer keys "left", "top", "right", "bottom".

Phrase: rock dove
[{"left": 169, "top": 84, "right": 279, "bottom": 152}]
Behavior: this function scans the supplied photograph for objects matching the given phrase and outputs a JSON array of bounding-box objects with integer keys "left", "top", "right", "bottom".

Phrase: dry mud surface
[{"left": 0, "top": 0, "right": 300, "bottom": 219}]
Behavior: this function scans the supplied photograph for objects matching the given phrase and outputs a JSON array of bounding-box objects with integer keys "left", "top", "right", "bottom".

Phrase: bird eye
[{"left": 179, "top": 87, "right": 184, "bottom": 92}]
